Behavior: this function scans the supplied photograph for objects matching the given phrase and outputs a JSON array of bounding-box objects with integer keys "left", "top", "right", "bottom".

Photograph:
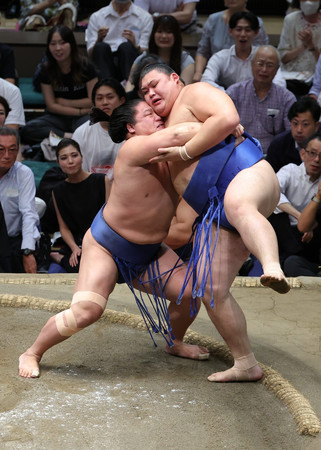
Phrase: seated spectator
[
  {"left": 19, "top": 0, "right": 78, "bottom": 31},
  {"left": 0, "top": 79, "right": 25, "bottom": 131},
  {"left": 266, "top": 96, "right": 321, "bottom": 172},
  {"left": 309, "top": 52, "right": 321, "bottom": 102},
  {"left": 20, "top": 25, "right": 98, "bottom": 146},
  {"left": 0, "top": 43, "right": 16, "bottom": 84},
  {"left": 50, "top": 138, "right": 110, "bottom": 272},
  {"left": 86, "top": 0, "right": 153, "bottom": 82},
  {"left": 201, "top": 11, "right": 286, "bottom": 91},
  {"left": 0, "top": 96, "right": 11, "bottom": 128},
  {"left": 0, "top": 128, "right": 40, "bottom": 273},
  {"left": 126, "top": 15, "right": 194, "bottom": 90},
  {"left": 296, "top": 179, "right": 321, "bottom": 275},
  {"left": 0, "top": 201, "right": 12, "bottom": 272},
  {"left": 278, "top": 0, "right": 321, "bottom": 96},
  {"left": 193, "top": 0, "right": 268, "bottom": 82},
  {"left": 271, "top": 132, "right": 321, "bottom": 276},
  {"left": 134, "top": 0, "right": 200, "bottom": 33},
  {"left": 227, "top": 46, "right": 296, "bottom": 154},
  {"left": 72, "top": 78, "right": 126, "bottom": 175}
]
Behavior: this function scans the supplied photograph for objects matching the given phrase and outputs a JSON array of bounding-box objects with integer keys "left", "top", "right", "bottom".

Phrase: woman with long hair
[
  {"left": 50, "top": 138, "right": 110, "bottom": 273},
  {"left": 126, "top": 14, "right": 194, "bottom": 92},
  {"left": 21, "top": 25, "right": 98, "bottom": 146}
]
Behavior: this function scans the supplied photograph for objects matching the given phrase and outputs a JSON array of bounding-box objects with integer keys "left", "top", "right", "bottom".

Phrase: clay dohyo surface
[{"left": 0, "top": 275, "right": 321, "bottom": 449}]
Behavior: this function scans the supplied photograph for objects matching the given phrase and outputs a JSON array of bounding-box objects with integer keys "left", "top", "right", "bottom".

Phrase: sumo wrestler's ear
[
  {"left": 170, "top": 72, "right": 180, "bottom": 83},
  {"left": 127, "top": 123, "right": 135, "bottom": 134}
]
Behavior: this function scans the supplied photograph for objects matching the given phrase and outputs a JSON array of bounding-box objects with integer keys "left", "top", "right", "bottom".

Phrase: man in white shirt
[
  {"left": 201, "top": 11, "right": 286, "bottom": 91},
  {"left": 86, "top": 0, "right": 153, "bottom": 81},
  {"left": 0, "top": 128, "right": 40, "bottom": 273},
  {"left": 271, "top": 132, "right": 321, "bottom": 276},
  {"left": 0, "top": 78, "right": 25, "bottom": 130}
]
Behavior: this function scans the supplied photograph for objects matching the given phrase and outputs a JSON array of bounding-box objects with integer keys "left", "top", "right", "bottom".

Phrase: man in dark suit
[{"left": 266, "top": 96, "right": 321, "bottom": 173}]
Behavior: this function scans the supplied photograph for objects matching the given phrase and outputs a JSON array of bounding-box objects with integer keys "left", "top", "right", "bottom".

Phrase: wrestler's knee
[
  {"left": 225, "top": 194, "right": 249, "bottom": 224},
  {"left": 72, "top": 302, "right": 103, "bottom": 328},
  {"left": 201, "top": 284, "right": 230, "bottom": 311},
  {"left": 55, "top": 291, "right": 107, "bottom": 336}
]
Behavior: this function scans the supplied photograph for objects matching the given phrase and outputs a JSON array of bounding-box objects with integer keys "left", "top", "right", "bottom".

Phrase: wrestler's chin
[{"left": 152, "top": 100, "right": 165, "bottom": 115}]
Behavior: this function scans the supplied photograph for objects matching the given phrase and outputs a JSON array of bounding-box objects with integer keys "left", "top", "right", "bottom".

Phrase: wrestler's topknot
[{"left": 108, "top": 99, "right": 144, "bottom": 143}]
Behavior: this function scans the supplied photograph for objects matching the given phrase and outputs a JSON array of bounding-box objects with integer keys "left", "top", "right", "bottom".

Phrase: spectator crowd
[{"left": 0, "top": 0, "right": 321, "bottom": 277}]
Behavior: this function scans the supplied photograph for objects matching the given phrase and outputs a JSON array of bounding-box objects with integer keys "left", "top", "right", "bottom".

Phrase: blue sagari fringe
[
  {"left": 177, "top": 186, "right": 222, "bottom": 316},
  {"left": 114, "top": 255, "right": 178, "bottom": 347}
]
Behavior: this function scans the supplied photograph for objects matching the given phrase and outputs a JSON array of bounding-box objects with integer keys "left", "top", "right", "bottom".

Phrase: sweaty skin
[
  {"left": 141, "top": 69, "right": 289, "bottom": 382},
  {"left": 19, "top": 104, "right": 209, "bottom": 379}
]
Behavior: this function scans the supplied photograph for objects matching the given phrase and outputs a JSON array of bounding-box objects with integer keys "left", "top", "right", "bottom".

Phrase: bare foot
[
  {"left": 19, "top": 351, "right": 41, "bottom": 378},
  {"left": 260, "top": 265, "right": 290, "bottom": 294},
  {"left": 165, "top": 342, "right": 210, "bottom": 361},
  {"left": 260, "top": 274, "right": 290, "bottom": 294},
  {"left": 208, "top": 363, "right": 263, "bottom": 382}
]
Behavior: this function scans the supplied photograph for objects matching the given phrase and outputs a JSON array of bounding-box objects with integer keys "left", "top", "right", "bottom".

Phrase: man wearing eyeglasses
[
  {"left": 0, "top": 128, "right": 40, "bottom": 273},
  {"left": 272, "top": 132, "right": 321, "bottom": 276},
  {"left": 226, "top": 45, "right": 296, "bottom": 154}
]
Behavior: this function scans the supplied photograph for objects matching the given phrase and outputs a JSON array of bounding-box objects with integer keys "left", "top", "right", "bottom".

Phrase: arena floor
[{"left": 0, "top": 274, "right": 321, "bottom": 449}]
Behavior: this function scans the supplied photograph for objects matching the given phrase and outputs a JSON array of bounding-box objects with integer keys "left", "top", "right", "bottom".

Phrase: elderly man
[
  {"left": 226, "top": 45, "right": 296, "bottom": 154},
  {"left": 201, "top": 11, "right": 286, "bottom": 91},
  {"left": 0, "top": 128, "right": 39, "bottom": 273},
  {"left": 140, "top": 63, "right": 290, "bottom": 383},
  {"left": 86, "top": 0, "right": 153, "bottom": 81}
]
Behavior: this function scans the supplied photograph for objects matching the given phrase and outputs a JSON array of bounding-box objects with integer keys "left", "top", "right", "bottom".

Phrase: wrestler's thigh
[
  {"left": 199, "top": 225, "right": 249, "bottom": 300},
  {"left": 138, "top": 244, "right": 189, "bottom": 301},
  {"left": 75, "top": 229, "right": 118, "bottom": 299},
  {"left": 224, "top": 160, "right": 280, "bottom": 217}
]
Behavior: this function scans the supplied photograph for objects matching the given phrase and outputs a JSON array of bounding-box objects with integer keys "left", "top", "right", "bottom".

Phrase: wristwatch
[
  {"left": 21, "top": 248, "right": 35, "bottom": 256},
  {"left": 311, "top": 195, "right": 321, "bottom": 204}
]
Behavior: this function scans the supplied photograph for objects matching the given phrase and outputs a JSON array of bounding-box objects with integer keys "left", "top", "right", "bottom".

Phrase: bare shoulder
[
  {"left": 185, "top": 82, "right": 231, "bottom": 102},
  {"left": 178, "top": 82, "right": 237, "bottom": 120}
]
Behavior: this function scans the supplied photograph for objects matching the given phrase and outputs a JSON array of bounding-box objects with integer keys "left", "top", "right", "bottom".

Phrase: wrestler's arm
[
  {"left": 121, "top": 122, "right": 202, "bottom": 166},
  {"left": 150, "top": 83, "right": 240, "bottom": 163},
  {"left": 164, "top": 198, "right": 198, "bottom": 249}
]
